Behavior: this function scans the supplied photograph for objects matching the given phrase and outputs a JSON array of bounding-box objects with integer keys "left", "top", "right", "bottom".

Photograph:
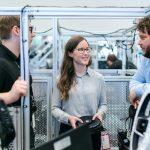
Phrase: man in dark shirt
[
  {"left": 0, "top": 16, "right": 36, "bottom": 148},
  {"left": 106, "top": 54, "right": 137, "bottom": 69},
  {"left": 0, "top": 44, "right": 28, "bottom": 105}
]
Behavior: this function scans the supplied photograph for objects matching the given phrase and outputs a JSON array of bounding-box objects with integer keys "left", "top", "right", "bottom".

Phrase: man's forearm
[{"left": 0, "top": 92, "right": 15, "bottom": 105}]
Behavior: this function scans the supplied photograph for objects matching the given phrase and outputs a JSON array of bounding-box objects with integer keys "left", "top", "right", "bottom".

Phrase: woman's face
[{"left": 69, "top": 40, "right": 91, "bottom": 67}]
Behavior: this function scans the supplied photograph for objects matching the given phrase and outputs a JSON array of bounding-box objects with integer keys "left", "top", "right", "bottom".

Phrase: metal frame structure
[{"left": 0, "top": 6, "right": 149, "bottom": 150}]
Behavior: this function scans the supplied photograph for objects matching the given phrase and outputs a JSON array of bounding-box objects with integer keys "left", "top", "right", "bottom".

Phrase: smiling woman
[{"left": 51, "top": 36, "right": 107, "bottom": 141}]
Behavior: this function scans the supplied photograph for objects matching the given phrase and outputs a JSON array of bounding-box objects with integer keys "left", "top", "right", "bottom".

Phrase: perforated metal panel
[
  {"left": 32, "top": 76, "right": 52, "bottom": 147},
  {"left": 103, "top": 81, "right": 130, "bottom": 147},
  {"left": 7, "top": 107, "right": 22, "bottom": 150}
]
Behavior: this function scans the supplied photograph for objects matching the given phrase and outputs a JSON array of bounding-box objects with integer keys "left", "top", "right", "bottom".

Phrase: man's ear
[{"left": 11, "top": 26, "right": 20, "bottom": 36}]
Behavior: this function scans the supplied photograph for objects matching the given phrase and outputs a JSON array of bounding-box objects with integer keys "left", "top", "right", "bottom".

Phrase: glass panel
[
  {"left": 30, "top": 18, "right": 53, "bottom": 69},
  {"left": 58, "top": 18, "right": 138, "bottom": 71}
]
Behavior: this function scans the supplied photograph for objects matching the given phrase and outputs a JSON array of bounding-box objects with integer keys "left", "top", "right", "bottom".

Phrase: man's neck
[{"left": 2, "top": 40, "right": 20, "bottom": 57}]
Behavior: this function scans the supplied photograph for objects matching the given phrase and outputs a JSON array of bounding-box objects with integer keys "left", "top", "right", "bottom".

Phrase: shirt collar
[
  {"left": 86, "top": 67, "right": 93, "bottom": 76},
  {"left": 0, "top": 44, "right": 18, "bottom": 61}
]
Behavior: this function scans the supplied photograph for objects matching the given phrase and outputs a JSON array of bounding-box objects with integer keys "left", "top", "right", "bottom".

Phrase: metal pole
[
  {"left": 20, "top": 8, "right": 30, "bottom": 150},
  {"left": 52, "top": 18, "right": 59, "bottom": 87}
]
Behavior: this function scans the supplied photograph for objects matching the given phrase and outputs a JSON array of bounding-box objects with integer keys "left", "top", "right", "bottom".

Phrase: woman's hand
[
  {"left": 68, "top": 116, "right": 83, "bottom": 129},
  {"left": 92, "top": 113, "right": 103, "bottom": 122}
]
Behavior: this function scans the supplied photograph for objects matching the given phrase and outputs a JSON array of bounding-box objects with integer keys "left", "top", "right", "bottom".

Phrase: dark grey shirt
[{"left": 52, "top": 68, "right": 107, "bottom": 124}]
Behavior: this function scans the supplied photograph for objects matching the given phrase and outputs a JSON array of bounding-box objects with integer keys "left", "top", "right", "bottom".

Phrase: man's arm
[
  {"left": 0, "top": 79, "right": 28, "bottom": 104},
  {"left": 129, "top": 57, "right": 149, "bottom": 107}
]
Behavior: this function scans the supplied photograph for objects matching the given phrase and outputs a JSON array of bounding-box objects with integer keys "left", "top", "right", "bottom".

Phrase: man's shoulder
[
  {"left": 0, "top": 58, "right": 15, "bottom": 75},
  {"left": 0, "top": 58, "right": 7, "bottom": 66},
  {"left": 110, "top": 60, "right": 122, "bottom": 69},
  {"left": 0, "top": 58, "right": 10, "bottom": 68},
  {"left": 114, "top": 60, "right": 122, "bottom": 65},
  {"left": 142, "top": 56, "right": 150, "bottom": 64},
  {"left": 137, "top": 56, "right": 150, "bottom": 68}
]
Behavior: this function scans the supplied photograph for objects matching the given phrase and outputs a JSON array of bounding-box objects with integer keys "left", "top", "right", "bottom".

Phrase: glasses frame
[
  {"left": 14, "top": 25, "right": 34, "bottom": 33},
  {"left": 29, "top": 26, "right": 34, "bottom": 33},
  {"left": 74, "top": 47, "right": 92, "bottom": 54}
]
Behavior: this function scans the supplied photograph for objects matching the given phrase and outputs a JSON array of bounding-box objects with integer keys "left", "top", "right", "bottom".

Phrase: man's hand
[
  {"left": 129, "top": 90, "right": 140, "bottom": 109},
  {"left": 8, "top": 78, "right": 28, "bottom": 103},
  {"left": 68, "top": 116, "right": 83, "bottom": 129},
  {"left": 0, "top": 78, "right": 28, "bottom": 104}
]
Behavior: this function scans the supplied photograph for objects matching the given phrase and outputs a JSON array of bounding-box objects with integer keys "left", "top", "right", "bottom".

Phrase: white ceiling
[
  {"left": 1, "top": 0, "right": 150, "bottom": 35},
  {"left": 0, "top": 0, "right": 150, "bottom": 7}
]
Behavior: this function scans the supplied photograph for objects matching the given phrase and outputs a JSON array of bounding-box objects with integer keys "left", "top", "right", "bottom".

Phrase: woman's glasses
[{"left": 75, "top": 47, "right": 92, "bottom": 54}]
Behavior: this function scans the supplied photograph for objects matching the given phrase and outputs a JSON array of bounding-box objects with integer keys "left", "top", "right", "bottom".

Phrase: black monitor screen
[
  {"left": 33, "top": 123, "right": 93, "bottom": 150},
  {"left": 98, "top": 60, "right": 108, "bottom": 69}
]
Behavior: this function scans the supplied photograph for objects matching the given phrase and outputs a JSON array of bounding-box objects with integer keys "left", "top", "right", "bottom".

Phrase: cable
[
  {"left": 35, "top": 28, "right": 52, "bottom": 34},
  {"left": 60, "top": 26, "right": 128, "bottom": 36}
]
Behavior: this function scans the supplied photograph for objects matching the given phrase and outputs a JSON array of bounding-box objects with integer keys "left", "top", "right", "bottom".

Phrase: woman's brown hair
[{"left": 57, "top": 35, "right": 92, "bottom": 100}]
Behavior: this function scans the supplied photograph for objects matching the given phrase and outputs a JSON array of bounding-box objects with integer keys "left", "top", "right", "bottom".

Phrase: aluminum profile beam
[
  {"left": 145, "top": 7, "right": 150, "bottom": 15},
  {"left": 26, "top": 7, "right": 147, "bottom": 18},
  {"left": 52, "top": 17, "right": 59, "bottom": 87},
  {"left": 20, "top": 10, "right": 30, "bottom": 150},
  {"left": 0, "top": 7, "right": 147, "bottom": 18},
  {"left": 0, "top": 7, "right": 22, "bottom": 15}
]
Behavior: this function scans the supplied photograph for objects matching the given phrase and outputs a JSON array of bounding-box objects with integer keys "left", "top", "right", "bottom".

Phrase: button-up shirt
[
  {"left": 129, "top": 56, "right": 150, "bottom": 97},
  {"left": 52, "top": 68, "right": 107, "bottom": 124}
]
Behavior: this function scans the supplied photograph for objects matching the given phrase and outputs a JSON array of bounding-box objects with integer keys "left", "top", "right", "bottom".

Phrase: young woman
[{"left": 52, "top": 35, "right": 107, "bottom": 134}]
